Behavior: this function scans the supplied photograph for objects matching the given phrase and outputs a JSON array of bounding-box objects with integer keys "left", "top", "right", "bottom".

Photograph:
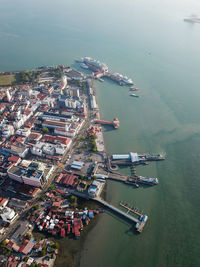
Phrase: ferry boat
[
  {"left": 130, "top": 93, "right": 139, "bottom": 98},
  {"left": 138, "top": 176, "right": 159, "bottom": 185}
]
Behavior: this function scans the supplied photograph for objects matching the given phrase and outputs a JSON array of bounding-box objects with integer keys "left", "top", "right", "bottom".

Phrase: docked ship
[
  {"left": 138, "top": 176, "right": 159, "bottom": 185},
  {"left": 81, "top": 57, "right": 108, "bottom": 72},
  {"left": 113, "top": 73, "right": 134, "bottom": 85},
  {"left": 127, "top": 176, "right": 158, "bottom": 186},
  {"left": 184, "top": 15, "right": 200, "bottom": 24},
  {"left": 80, "top": 63, "right": 89, "bottom": 69}
]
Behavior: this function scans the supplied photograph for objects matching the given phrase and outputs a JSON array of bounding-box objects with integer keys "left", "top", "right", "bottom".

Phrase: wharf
[
  {"left": 119, "top": 201, "right": 142, "bottom": 217},
  {"left": 94, "top": 197, "right": 147, "bottom": 233}
]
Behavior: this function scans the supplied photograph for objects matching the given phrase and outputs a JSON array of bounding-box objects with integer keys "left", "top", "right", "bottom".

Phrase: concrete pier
[{"left": 94, "top": 196, "right": 148, "bottom": 233}]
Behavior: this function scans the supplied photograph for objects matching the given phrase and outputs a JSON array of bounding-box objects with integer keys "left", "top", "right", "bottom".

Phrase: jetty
[
  {"left": 94, "top": 118, "right": 120, "bottom": 129},
  {"left": 94, "top": 197, "right": 148, "bottom": 233},
  {"left": 66, "top": 189, "right": 148, "bottom": 233},
  {"left": 111, "top": 152, "right": 165, "bottom": 166}
]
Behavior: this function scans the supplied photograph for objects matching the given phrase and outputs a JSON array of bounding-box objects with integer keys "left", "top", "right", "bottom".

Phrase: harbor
[
  {"left": 78, "top": 57, "right": 136, "bottom": 87},
  {"left": 0, "top": 0, "right": 199, "bottom": 266}
]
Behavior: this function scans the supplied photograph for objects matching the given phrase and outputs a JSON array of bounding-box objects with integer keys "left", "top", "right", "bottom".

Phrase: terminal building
[{"left": 112, "top": 152, "right": 141, "bottom": 163}]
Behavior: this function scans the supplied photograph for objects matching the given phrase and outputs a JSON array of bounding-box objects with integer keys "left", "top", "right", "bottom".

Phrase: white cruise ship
[
  {"left": 113, "top": 73, "right": 133, "bottom": 85},
  {"left": 81, "top": 57, "right": 108, "bottom": 72}
]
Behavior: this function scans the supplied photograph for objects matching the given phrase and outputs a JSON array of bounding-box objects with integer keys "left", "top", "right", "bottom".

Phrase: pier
[
  {"left": 94, "top": 118, "right": 120, "bottom": 129},
  {"left": 111, "top": 152, "right": 165, "bottom": 166},
  {"left": 94, "top": 197, "right": 148, "bottom": 233},
  {"left": 66, "top": 189, "right": 148, "bottom": 233}
]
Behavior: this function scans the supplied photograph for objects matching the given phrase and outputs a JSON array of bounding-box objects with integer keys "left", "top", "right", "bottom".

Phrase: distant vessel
[
  {"left": 113, "top": 73, "right": 133, "bottom": 85},
  {"left": 130, "top": 86, "right": 138, "bottom": 91},
  {"left": 138, "top": 176, "right": 159, "bottom": 185},
  {"left": 184, "top": 15, "right": 200, "bottom": 24},
  {"left": 130, "top": 93, "right": 139, "bottom": 98},
  {"left": 81, "top": 57, "right": 108, "bottom": 72},
  {"left": 80, "top": 63, "right": 89, "bottom": 69}
]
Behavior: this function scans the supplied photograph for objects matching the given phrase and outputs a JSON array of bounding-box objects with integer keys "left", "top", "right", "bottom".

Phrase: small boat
[
  {"left": 130, "top": 93, "right": 139, "bottom": 98},
  {"left": 130, "top": 86, "right": 139, "bottom": 91}
]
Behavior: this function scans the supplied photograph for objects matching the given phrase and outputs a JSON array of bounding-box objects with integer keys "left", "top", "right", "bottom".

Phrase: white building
[
  {"left": 0, "top": 207, "right": 18, "bottom": 224},
  {"left": 31, "top": 141, "right": 67, "bottom": 157},
  {"left": 2, "top": 125, "right": 14, "bottom": 138},
  {"left": 8, "top": 161, "right": 54, "bottom": 188},
  {"left": 16, "top": 128, "right": 31, "bottom": 137}
]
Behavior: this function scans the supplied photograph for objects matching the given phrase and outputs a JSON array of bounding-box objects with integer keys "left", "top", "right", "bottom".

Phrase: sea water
[{"left": 0, "top": 0, "right": 200, "bottom": 266}]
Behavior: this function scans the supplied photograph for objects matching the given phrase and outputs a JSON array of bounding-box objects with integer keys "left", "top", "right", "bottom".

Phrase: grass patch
[{"left": 0, "top": 75, "right": 15, "bottom": 86}]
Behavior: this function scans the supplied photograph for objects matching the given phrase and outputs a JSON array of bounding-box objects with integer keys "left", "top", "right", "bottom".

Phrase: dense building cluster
[{"left": 0, "top": 69, "right": 87, "bottom": 190}]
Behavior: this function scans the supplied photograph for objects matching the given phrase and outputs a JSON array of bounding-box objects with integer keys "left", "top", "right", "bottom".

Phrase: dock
[
  {"left": 94, "top": 197, "right": 148, "bottom": 233},
  {"left": 94, "top": 118, "right": 120, "bottom": 129},
  {"left": 66, "top": 189, "right": 148, "bottom": 233}
]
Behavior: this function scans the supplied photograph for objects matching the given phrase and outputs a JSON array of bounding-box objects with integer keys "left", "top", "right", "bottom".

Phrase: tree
[
  {"left": 42, "top": 127, "right": 49, "bottom": 134},
  {"left": 49, "top": 184, "right": 55, "bottom": 191},
  {"left": 1, "top": 240, "right": 6, "bottom": 248},
  {"left": 33, "top": 204, "right": 39, "bottom": 210},
  {"left": 70, "top": 195, "right": 77, "bottom": 204},
  {"left": 7, "top": 251, "right": 11, "bottom": 256},
  {"left": 25, "top": 233, "right": 31, "bottom": 240},
  {"left": 54, "top": 242, "right": 59, "bottom": 249},
  {"left": 24, "top": 256, "right": 29, "bottom": 262},
  {"left": 40, "top": 245, "right": 47, "bottom": 256},
  {"left": 40, "top": 194, "right": 45, "bottom": 201}
]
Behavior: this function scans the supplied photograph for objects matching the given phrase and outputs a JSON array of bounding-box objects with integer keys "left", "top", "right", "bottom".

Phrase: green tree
[
  {"left": 41, "top": 245, "right": 47, "bottom": 256},
  {"left": 70, "top": 195, "right": 77, "bottom": 203},
  {"left": 49, "top": 184, "right": 55, "bottom": 191},
  {"left": 2, "top": 248, "right": 7, "bottom": 255},
  {"left": 33, "top": 204, "right": 39, "bottom": 210},
  {"left": 24, "top": 256, "right": 29, "bottom": 262},
  {"left": 1, "top": 240, "right": 6, "bottom": 248},
  {"left": 25, "top": 233, "right": 31, "bottom": 240},
  {"left": 40, "top": 194, "right": 45, "bottom": 201},
  {"left": 54, "top": 242, "right": 59, "bottom": 249},
  {"left": 7, "top": 251, "right": 11, "bottom": 256},
  {"left": 42, "top": 127, "right": 49, "bottom": 134}
]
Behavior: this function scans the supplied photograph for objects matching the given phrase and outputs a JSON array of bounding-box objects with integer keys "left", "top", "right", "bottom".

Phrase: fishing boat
[{"left": 130, "top": 93, "right": 139, "bottom": 98}]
